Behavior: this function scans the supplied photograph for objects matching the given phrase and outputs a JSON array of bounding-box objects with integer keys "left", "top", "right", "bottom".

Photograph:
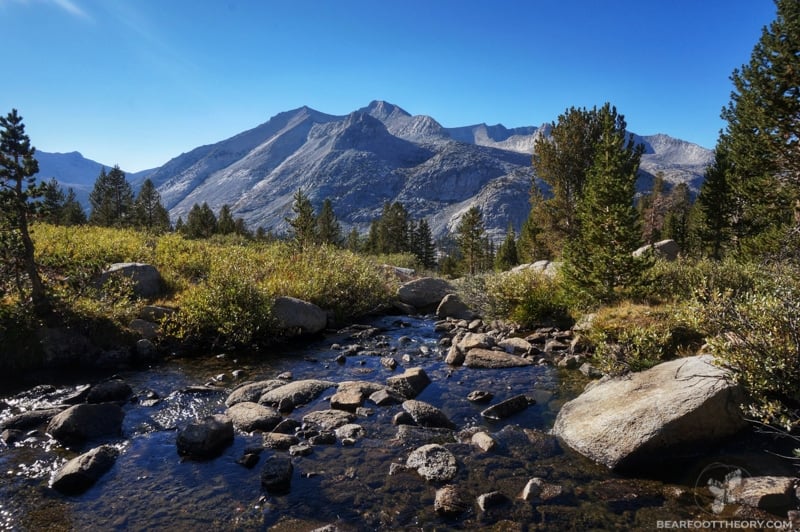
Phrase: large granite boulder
[
  {"left": 258, "top": 379, "right": 336, "bottom": 411},
  {"left": 552, "top": 355, "right": 747, "bottom": 471},
  {"left": 99, "top": 263, "right": 162, "bottom": 298},
  {"left": 176, "top": 414, "right": 234, "bottom": 460},
  {"left": 225, "top": 379, "right": 287, "bottom": 407},
  {"left": 463, "top": 348, "right": 533, "bottom": 369},
  {"left": 436, "top": 294, "right": 476, "bottom": 320},
  {"left": 272, "top": 296, "right": 328, "bottom": 335},
  {"left": 225, "top": 402, "right": 282, "bottom": 432},
  {"left": 386, "top": 367, "right": 431, "bottom": 399},
  {"left": 51, "top": 445, "right": 119, "bottom": 495},
  {"left": 633, "top": 239, "right": 680, "bottom": 261},
  {"left": 397, "top": 277, "right": 453, "bottom": 309},
  {"left": 47, "top": 404, "right": 125, "bottom": 448}
]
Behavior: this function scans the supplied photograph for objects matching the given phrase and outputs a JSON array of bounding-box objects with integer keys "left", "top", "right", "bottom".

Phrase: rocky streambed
[{"left": 0, "top": 313, "right": 797, "bottom": 531}]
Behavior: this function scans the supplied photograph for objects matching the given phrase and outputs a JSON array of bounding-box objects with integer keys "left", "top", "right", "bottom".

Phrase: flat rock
[
  {"left": 369, "top": 388, "right": 405, "bottom": 406},
  {"left": 263, "top": 432, "right": 299, "bottom": 450},
  {"left": 386, "top": 367, "right": 430, "bottom": 399},
  {"left": 302, "top": 409, "right": 356, "bottom": 431},
  {"left": 497, "top": 337, "right": 532, "bottom": 355},
  {"left": 258, "top": 379, "right": 336, "bottom": 410},
  {"left": 225, "top": 380, "right": 287, "bottom": 407},
  {"left": 552, "top": 355, "right": 747, "bottom": 471},
  {"left": 480, "top": 395, "right": 535, "bottom": 420},
  {"left": 464, "top": 348, "right": 533, "bottom": 369},
  {"left": 225, "top": 402, "right": 282, "bottom": 432},
  {"left": 51, "top": 445, "right": 119, "bottom": 495},
  {"left": 406, "top": 443, "right": 458, "bottom": 482}
]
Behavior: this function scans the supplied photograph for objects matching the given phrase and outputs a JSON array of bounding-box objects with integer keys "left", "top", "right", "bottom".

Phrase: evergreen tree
[
  {"left": 662, "top": 183, "right": 692, "bottom": 253},
  {"left": 563, "top": 104, "right": 645, "bottom": 303},
  {"left": 382, "top": 202, "right": 410, "bottom": 253},
  {"left": 316, "top": 198, "right": 342, "bottom": 246},
  {"left": 531, "top": 106, "right": 604, "bottom": 256},
  {"left": 456, "top": 206, "right": 487, "bottom": 275},
  {"left": 41, "top": 178, "right": 66, "bottom": 224},
  {"left": 184, "top": 202, "right": 217, "bottom": 239},
  {"left": 286, "top": 189, "right": 317, "bottom": 247},
  {"left": 174, "top": 216, "right": 184, "bottom": 234},
  {"left": 61, "top": 188, "right": 86, "bottom": 226},
  {"left": 638, "top": 172, "right": 670, "bottom": 244},
  {"left": 413, "top": 218, "right": 437, "bottom": 268},
  {"left": 132, "top": 178, "right": 170, "bottom": 233},
  {"left": 0, "top": 109, "right": 47, "bottom": 312},
  {"left": 346, "top": 227, "right": 362, "bottom": 252},
  {"left": 216, "top": 204, "right": 236, "bottom": 235},
  {"left": 233, "top": 217, "right": 249, "bottom": 237},
  {"left": 494, "top": 223, "right": 519, "bottom": 271},
  {"left": 88, "top": 165, "right": 134, "bottom": 227}
]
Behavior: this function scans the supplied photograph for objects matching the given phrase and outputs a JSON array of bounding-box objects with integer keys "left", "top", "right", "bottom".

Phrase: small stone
[
  {"left": 435, "top": 485, "right": 470, "bottom": 516},
  {"left": 393, "top": 411, "right": 415, "bottom": 426},
  {"left": 477, "top": 491, "right": 509, "bottom": 511},
  {"left": 467, "top": 390, "right": 493, "bottom": 403},
  {"left": 237, "top": 453, "right": 260, "bottom": 469},
  {"left": 381, "top": 357, "right": 397, "bottom": 370},
  {"left": 289, "top": 442, "right": 313, "bottom": 456},
  {"left": 471, "top": 431, "right": 496, "bottom": 452}
]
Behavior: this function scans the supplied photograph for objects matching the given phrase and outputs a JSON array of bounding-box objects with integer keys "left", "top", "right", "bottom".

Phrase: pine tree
[
  {"left": 216, "top": 204, "right": 236, "bottom": 235},
  {"left": 61, "top": 188, "right": 86, "bottom": 226},
  {"left": 662, "top": 183, "right": 692, "bottom": 253},
  {"left": 0, "top": 109, "right": 47, "bottom": 312},
  {"left": 132, "top": 178, "right": 170, "bottom": 233},
  {"left": 346, "top": 227, "right": 362, "bottom": 252},
  {"left": 414, "top": 218, "right": 437, "bottom": 268},
  {"left": 184, "top": 202, "right": 217, "bottom": 238},
  {"left": 40, "top": 178, "right": 66, "bottom": 224},
  {"left": 494, "top": 223, "right": 519, "bottom": 271},
  {"left": 638, "top": 172, "right": 670, "bottom": 244},
  {"left": 286, "top": 189, "right": 317, "bottom": 247},
  {"left": 316, "top": 198, "right": 342, "bottom": 246},
  {"left": 89, "top": 165, "right": 134, "bottom": 227},
  {"left": 563, "top": 104, "right": 645, "bottom": 303},
  {"left": 456, "top": 206, "right": 487, "bottom": 275},
  {"left": 531, "top": 106, "right": 604, "bottom": 256}
]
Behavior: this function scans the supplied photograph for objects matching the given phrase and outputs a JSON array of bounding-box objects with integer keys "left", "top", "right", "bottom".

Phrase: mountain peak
[{"left": 362, "top": 100, "right": 411, "bottom": 121}]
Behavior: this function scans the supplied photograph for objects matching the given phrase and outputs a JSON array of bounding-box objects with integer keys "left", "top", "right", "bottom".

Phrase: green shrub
[
  {"left": 458, "top": 268, "right": 572, "bottom": 329},
  {"left": 586, "top": 302, "right": 703, "bottom": 374},
  {"left": 639, "top": 256, "right": 760, "bottom": 304},
  {"left": 696, "top": 266, "right": 800, "bottom": 431}
]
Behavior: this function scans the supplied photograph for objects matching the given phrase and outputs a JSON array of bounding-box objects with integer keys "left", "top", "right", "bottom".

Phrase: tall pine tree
[
  {"left": 132, "top": 178, "right": 170, "bottom": 233},
  {"left": 286, "top": 189, "right": 317, "bottom": 247},
  {"left": 456, "top": 206, "right": 487, "bottom": 275},
  {"left": 316, "top": 198, "right": 342, "bottom": 246},
  {"left": 89, "top": 165, "right": 134, "bottom": 227}
]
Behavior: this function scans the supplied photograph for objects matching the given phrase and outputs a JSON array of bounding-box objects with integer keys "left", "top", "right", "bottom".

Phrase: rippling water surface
[{"left": 0, "top": 315, "right": 792, "bottom": 531}]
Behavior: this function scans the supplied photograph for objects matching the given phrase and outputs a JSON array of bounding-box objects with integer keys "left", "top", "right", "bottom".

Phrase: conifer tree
[
  {"left": 61, "top": 188, "right": 86, "bottom": 226},
  {"left": 89, "top": 165, "right": 134, "bottom": 227},
  {"left": 346, "top": 227, "right": 362, "bottom": 252},
  {"left": 132, "top": 178, "right": 170, "bottom": 233},
  {"left": 662, "top": 183, "right": 692, "bottom": 253},
  {"left": 413, "top": 218, "right": 437, "bottom": 268},
  {"left": 495, "top": 223, "right": 519, "bottom": 271},
  {"left": 184, "top": 202, "right": 217, "bottom": 239},
  {"left": 456, "top": 206, "right": 487, "bottom": 275},
  {"left": 216, "top": 204, "right": 236, "bottom": 235},
  {"left": 316, "top": 198, "right": 342, "bottom": 246},
  {"left": 0, "top": 109, "right": 48, "bottom": 312},
  {"left": 638, "top": 172, "right": 669, "bottom": 244},
  {"left": 286, "top": 188, "right": 317, "bottom": 247},
  {"left": 41, "top": 178, "right": 66, "bottom": 224},
  {"left": 563, "top": 104, "right": 644, "bottom": 303}
]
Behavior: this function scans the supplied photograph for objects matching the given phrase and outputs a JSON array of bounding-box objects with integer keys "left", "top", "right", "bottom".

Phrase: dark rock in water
[
  {"left": 395, "top": 425, "right": 456, "bottom": 446},
  {"left": 261, "top": 456, "right": 294, "bottom": 494},
  {"left": 289, "top": 442, "right": 313, "bottom": 457},
  {"left": 480, "top": 395, "right": 535, "bottom": 421},
  {"left": 86, "top": 379, "right": 133, "bottom": 404},
  {"left": 1, "top": 407, "right": 66, "bottom": 432},
  {"left": 1, "top": 429, "right": 23, "bottom": 444},
  {"left": 60, "top": 385, "right": 92, "bottom": 405},
  {"left": 435, "top": 484, "right": 470, "bottom": 516},
  {"left": 477, "top": 491, "right": 510, "bottom": 511},
  {"left": 467, "top": 390, "right": 493, "bottom": 403},
  {"left": 386, "top": 367, "right": 430, "bottom": 399},
  {"left": 520, "top": 477, "right": 564, "bottom": 503},
  {"left": 176, "top": 414, "right": 234, "bottom": 460},
  {"left": 309, "top": 431, "right": 337, "bottom": 445},
  {"left": 392, "top": 411, "right": 415, "bottom": 426},
  {"left": 402, "top": 400, "right": 456, "bottom": 429},
  {"left": 263, "top": 433, "right": 299, "bottom": 450},
  {"left": 237, "top": 452, "right": 261, "bottom": 469},
  {"left": 47, "top": 404, "right": 124, "bottom": 448},
  {"left": 272, "top": 419, "right": 301, "bottom": 434},
  {"left": 369, "top": 388, "right": 404, "bottom": 406},
  {"left": 51, "top": 445, "right": 119, "bottom": 495}
]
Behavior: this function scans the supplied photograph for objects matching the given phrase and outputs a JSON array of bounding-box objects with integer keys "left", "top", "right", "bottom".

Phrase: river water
[{"left": 0, "top": 315, "right": 793, "bottom": 530}]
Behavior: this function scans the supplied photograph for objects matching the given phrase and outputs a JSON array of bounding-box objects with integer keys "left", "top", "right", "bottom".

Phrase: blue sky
[{"left": 1, "top": 0, "right": 777, "bottom": 172}]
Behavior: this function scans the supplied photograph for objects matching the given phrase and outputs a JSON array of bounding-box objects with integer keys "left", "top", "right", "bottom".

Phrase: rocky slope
[{"left": 36, "top": 101, "right": 713, "bottom": 240}]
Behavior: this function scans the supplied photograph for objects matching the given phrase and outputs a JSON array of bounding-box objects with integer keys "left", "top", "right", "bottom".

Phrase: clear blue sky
[{"left": 1, "top": 0, "right": 777, "bottom": 172}]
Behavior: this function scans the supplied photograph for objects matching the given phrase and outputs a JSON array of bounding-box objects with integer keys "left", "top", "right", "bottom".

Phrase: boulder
[
  {"left": 330, "top": 389, "right": 364, "bottom": 412},
  {"left": 497, "top": 337, "right": 532, "bottom": 355},
  {"left": 258, "top": 379, "right": 336, "bottom": 410},
  {"left": 51, "top": 445, "right": 119, "bottom": 495},
  {"left": 86, "top": 379, "right": 133, "bottom": 404},
  {"left": 397, "top": 277, "right": 453, "bottom": 309},
  {"left": 368, "top": 388, "right": 405, "bottom": 406},
  {"left": 225, "top": 402, "right": 282, "bottom": 432},
  {"left": 406, "top": 444, "right": 458, "bottom": 482},
  {"left": 263, "top": 432, "right": 299, "bottom": 450},
  {"left": 436, "top": 294, "right": 476, "bottom": 320},
  {"left": 402, "top": 400, "right": 456, "bottom": 429},
  {"left": 633, "top": 239, "right": 680, "bottom": 261},
  {"left": 464, "top": 348, "right": 533, "bottom": 369},
  {"left": 552, "top": 355, "right": 747, "bottom": 471},
  {"left": 302, "top": 409, "right": 356, "bottom": 431},
  {"left": 386, "top": 367, "right": 431, "bottom": 399},
  {"left": 272, "top": 296, "right": 328, "bottom": 335},
  {"left": 225, "top": 379, "right": 287, "bottom": 407},
  {"left": 47, "top": 403, "right": 124, "bottom": 448},
  {"left": 99, "top": 263, "right": 162, "bottom": 298},
  {"left": 176, "top": 414, "right": 234, "bottom": 459}
]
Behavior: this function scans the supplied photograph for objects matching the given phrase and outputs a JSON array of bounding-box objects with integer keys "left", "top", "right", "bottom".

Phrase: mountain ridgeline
[{"left": 35, "top": 101, "right": 713, "bottom": 240}]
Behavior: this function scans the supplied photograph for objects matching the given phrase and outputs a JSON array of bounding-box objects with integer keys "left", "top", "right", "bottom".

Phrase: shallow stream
[{"left": 0, "top": 315, "right": 793, "bottom": 530}]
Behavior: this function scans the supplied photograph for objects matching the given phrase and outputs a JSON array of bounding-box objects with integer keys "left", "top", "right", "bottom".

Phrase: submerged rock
[
  {"left": 480, "top": 395, "right": 535, "bottom": 421},
  {"left": 406, "top": 443, "right": 458, "bottom": 482},
  {"left": 176, "top": 414, "right": 234, "bottom": 460},
  {"left": 51, "top": 445, "right": 119, "bottom": 495},
  {"left": 261, "top": 455, "right": 294, "bottom": 494},
  {"left": 435, "top": 484, "right": 470, "bottom": 516},
  {"left": 402, "top": 400, "right": 456, "bottom": 429}
]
